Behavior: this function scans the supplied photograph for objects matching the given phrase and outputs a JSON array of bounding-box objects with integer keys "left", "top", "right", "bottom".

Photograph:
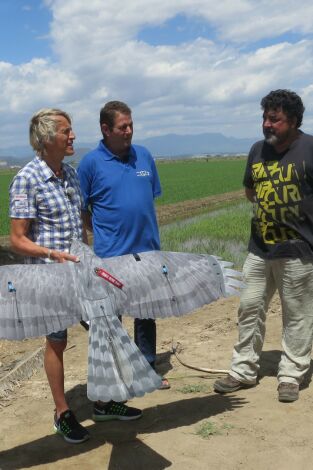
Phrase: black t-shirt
[{"left": 244, "top": 131, "right": 313, "bottom": 259}]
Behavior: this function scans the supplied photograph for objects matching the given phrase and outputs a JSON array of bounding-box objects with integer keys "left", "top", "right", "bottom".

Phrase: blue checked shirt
[{"left": 9, "top": 156, "right": 83, "bottom": 264}]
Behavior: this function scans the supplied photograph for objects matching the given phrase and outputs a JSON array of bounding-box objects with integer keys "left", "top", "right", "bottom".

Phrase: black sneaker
[
  {"left": 92, "top": 401, "right": 142, "bottom": 422},
  {"left": 54, "top": 409, "right": 90, "bottom": 444}
]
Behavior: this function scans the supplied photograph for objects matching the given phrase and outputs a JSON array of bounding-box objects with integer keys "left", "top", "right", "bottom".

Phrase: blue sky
[
  {"left": 0, "top": 1, "right": 53, "bottom": 63},
  {"left": 1, "top": 0, "right": 313, "bottom": 150}
]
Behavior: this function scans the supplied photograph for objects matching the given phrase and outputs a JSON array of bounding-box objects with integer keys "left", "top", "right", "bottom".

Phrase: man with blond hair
[{"left": 9, "top": 108, "right": 89, "bottom": 443}]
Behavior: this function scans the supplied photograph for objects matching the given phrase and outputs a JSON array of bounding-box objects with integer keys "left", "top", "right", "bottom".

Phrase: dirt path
[
  {"left": 156, "top": 189, "right": 245, "bottom": 225},
  {"left": 1, "top": 294, "right": 313, "bottom": 469}
]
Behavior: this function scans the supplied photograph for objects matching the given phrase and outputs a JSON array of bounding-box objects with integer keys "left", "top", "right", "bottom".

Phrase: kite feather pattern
[{"left": 0, "top": 241, "right": 243, "bottom": 401}]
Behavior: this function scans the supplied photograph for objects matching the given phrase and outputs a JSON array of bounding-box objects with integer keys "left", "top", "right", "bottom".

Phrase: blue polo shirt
[{"left": 78, "top": 140, "right": 161, "bottom": 257}]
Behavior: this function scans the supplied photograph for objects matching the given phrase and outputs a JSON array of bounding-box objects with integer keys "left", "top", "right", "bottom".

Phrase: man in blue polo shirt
[{"left": 78, "top": 101, "right": 170, "bottom": 413}]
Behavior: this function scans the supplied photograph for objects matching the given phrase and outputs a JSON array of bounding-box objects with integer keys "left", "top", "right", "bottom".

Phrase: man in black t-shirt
[{"left": 214, "top": 90, "right": 313, "bottom": 402}]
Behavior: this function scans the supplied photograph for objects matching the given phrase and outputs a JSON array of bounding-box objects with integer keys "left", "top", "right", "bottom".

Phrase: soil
[
  {"left": 2, "top": 296, "right": 313, "bottom": 470},
  {"left": 2, "top": 191, "right": 313, "bottom": 469}
]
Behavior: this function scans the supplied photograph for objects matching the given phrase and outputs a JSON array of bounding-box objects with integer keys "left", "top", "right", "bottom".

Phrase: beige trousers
[{"left": 230, "top": 253, "right": 313, "bottom": 385}]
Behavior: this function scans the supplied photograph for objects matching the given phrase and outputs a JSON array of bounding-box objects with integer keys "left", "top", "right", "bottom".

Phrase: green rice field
[
  {"left": 156, "top": 158, "right": 246, "bottom": 205},
  {"left": 0, "top": 169, "right": 17, "bottom": 237},
  {"left": 0, "top": 158, "right": 248, "bottom": 238},
  {"left": 160, "top": 201, "right": 251, "bottom": 268}
]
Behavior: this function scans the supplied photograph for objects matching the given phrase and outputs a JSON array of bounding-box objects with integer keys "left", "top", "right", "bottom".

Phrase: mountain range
[
  {"left": 136, "top": 132, "right": 255, "bottom": 157},
  {"left": 0, "top": 132, "right": 256, "bottom": 166}
]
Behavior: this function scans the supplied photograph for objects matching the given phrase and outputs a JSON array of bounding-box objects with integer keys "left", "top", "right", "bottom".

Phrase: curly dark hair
[
  {"left": 261, "top": 89, "right": 305, "bottom": 128},
  {"left": 100, "top": 101, "right": 132, "bottom": 129}
]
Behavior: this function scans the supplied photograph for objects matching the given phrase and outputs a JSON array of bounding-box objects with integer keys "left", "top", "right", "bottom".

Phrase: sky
[{"left": 1, "top": 0, "right": 313, "bottom": 150}]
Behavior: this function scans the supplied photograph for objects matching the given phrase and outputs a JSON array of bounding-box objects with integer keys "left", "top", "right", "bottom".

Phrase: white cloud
[
  {"left": 0, "top": 59, "right": 79, "bottom": 112},
  {"left": 213, "top": 1, "right": 313, "bottom": 42},
  {"left": 1, "top": 0, "right": 313, "bottom": 149}
]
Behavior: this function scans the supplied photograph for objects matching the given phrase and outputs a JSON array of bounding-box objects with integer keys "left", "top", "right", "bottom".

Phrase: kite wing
[
  {"left": 0, "top": 259, "right": 125, "bottom": 340},
  {"left": 71, "top": 240, "right": 244, "bottom": 319},
  {"left": 0, "top": 262, "right": 83, "bottom": 340},
  {"left": 0, "top": 241, "right": 243, "bottom": 339},
  {"left": 0, "top": 241, "right": 242, "bottom": 402}
]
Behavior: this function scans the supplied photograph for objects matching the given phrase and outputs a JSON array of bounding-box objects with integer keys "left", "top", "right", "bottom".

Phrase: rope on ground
[{"left": 171, "top": 340, "right": 229, "bottom": 374}]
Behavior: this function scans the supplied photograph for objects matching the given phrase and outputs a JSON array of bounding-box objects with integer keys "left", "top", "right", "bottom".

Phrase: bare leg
[{"left": 44, "top": 338, "right": 68, "bottom": 418}]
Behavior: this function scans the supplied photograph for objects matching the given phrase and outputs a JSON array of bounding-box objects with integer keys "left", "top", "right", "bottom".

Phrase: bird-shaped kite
[{"left": 0, "top": 241, "right": 243, "bottom": 402}]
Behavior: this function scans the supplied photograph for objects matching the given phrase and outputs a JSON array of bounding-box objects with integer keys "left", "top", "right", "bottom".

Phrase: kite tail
[
  {"left": 87, "top": 307, "right": 161, "bottom": 402},
  {"left": 101, "top": 306, "right": 134, "bottom": 387}
]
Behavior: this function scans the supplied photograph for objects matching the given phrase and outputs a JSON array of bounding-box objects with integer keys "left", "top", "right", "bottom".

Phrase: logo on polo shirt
[{"left": 136, "top": 170, "right": 150, "bottom": 177}]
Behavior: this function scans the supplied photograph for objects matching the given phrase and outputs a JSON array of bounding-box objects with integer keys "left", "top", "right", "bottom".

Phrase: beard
[{"left": 264, "top": 132, "right": 279, "bottom": 146}]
